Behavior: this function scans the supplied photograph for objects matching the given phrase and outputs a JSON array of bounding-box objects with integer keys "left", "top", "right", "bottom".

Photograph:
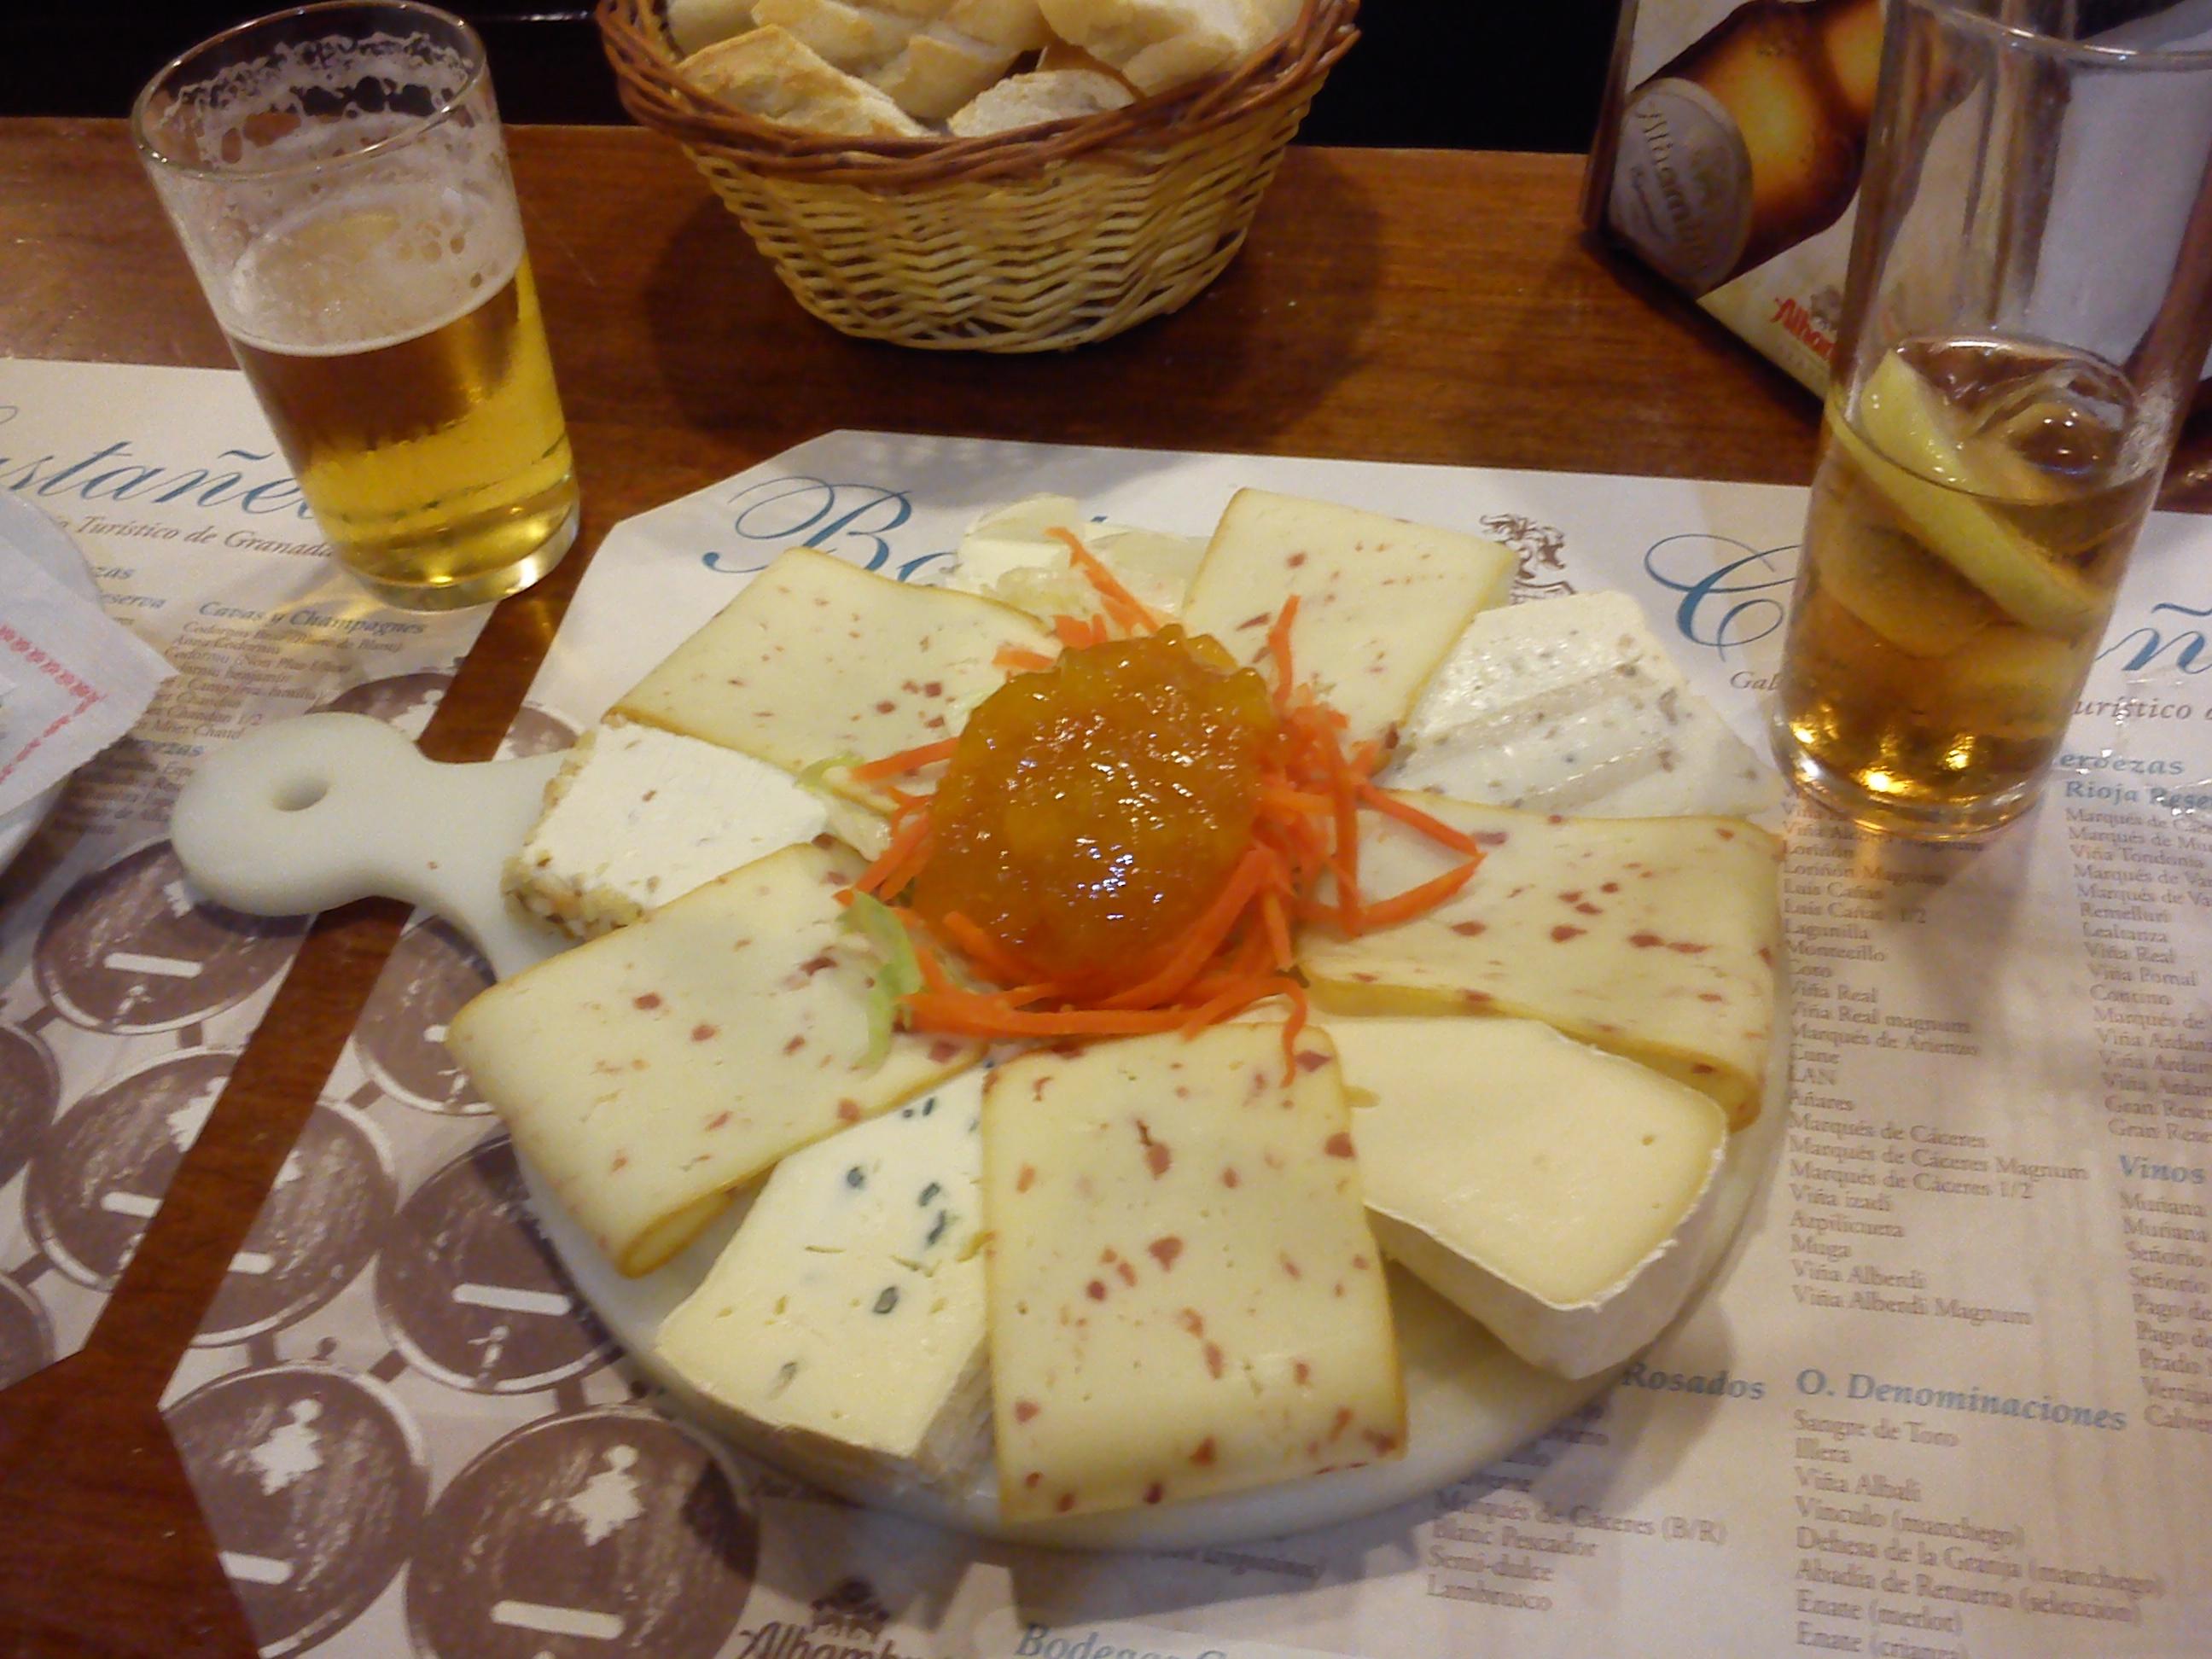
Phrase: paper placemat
[
  {"left": 162, "top": 432, "right": 2212, "bottom": 1657},
  {"left": 0, "top": 358, "right": 490, "bottom": 1388}
]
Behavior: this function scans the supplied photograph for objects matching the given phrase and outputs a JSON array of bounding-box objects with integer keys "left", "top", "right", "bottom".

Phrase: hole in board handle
[{"left": 271, "top": 773, "right": 330, "bottom": 812}]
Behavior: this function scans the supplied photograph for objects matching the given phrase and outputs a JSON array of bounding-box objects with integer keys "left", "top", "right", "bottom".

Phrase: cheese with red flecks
[
  {"left": 1179, "top": 489, "right": 1513, "bottom": 751},
  {"left": 445, "top": 841, "right": 981, "bottom": 1275},
  {"left": 981, "top": 1022, "right": 1405, "bottom": 1521},
  {"left": 1301, "top": 796, "right": 1781, "bottom": 1128},
  {"left": 612, "top": 545, "right": 1053, "bottom": 809}
]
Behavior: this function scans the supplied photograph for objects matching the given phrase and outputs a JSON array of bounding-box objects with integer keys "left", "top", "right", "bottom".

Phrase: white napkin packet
[{"left": 0, "top": 522, "right": 174, "bottom": 819}]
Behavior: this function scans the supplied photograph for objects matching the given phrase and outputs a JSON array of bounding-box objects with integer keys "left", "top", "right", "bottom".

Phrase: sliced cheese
[
  {"left": 614, "top": 546, "right": 1053, "bottom": 810},
  {"left": 1301, "top": 796, "right": 1780, "bottom": 1128},
  {"left": 982, "top": 1022, "right": 1404, "bottom": 1521},
  {"left": 1179, "top": 488, "right": 1513, "bottom": 751},
  {"left": 503, "top": 719, "right": 830, "bottom": 940},
  {"left": 942, "top": 494, "right": 1204, "bottom": 622},
  {"left": 656, "top": 1072, "right": 990, "bottom": 1489},
  {"left": 1390, "top": 591, "right": 1781, "bottom": 820},
  {"left": 446, "top": 842, "right": 981, "bottom": 1274},
  {"left": 1324, "top": 1015, "right": 1728, "bottom": 1378}
]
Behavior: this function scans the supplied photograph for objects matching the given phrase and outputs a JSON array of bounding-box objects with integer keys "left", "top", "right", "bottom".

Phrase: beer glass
[
  {"left": 1772, "top": 0, "right": 2212, "bottom": 839},
  {"left": 134, "top": 2, "right": 579, "bottom": 610}
]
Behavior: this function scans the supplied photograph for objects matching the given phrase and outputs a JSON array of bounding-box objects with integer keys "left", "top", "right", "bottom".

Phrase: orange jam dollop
[{"left": 910, "top": 627, "right": 1276, "bottom": 987}]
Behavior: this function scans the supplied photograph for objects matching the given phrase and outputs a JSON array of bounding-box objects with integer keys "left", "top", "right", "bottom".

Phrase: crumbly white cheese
[
  {"left": 1324, "top": 1015, "right": 1729, "bottom": 1378},
  {"left": 982, "top": 1022, "right": 1404, "bottom": 1520},
  {"left": 1389, "top": 591, "right": 1781, "bottom": 819},
  {"left": 446, "top": 841, "right": 981, "bottom": 1274},
  {"left": 503, "top": 719, "right": 830, "bottom": 940},
  {"left": 1301, "top": 797, "right": 1781, "bottom": 1128},
  {"left": 657, "top": 1070, "right": 991, "bottom": 1489},
  {"left": 1179, "top": 488, "right": 1513, "bottom": 750}
]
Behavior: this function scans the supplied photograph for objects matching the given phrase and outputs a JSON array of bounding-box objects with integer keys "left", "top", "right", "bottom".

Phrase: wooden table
[{"left": 0, "top": 116, "right": 2053, "bottom": 1655}]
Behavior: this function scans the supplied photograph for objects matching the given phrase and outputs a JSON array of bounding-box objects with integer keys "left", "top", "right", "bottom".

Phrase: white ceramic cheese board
[{"left": 171, "top": 709, "right": 1790, "bottom": 1550}]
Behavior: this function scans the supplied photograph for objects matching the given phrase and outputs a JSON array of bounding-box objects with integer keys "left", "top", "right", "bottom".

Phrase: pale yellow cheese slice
[
  {"left": 1324, "top": 1015, "right": 1728, "bottom": 1378},
  {"left": 1179, "top": 488, "right": 1514, "bottom": 750},
  {"left": 982, "top": 1022, "right": 1404, "bottom": 1521},
  {"left": 1300, "top": 796, "right": 1780, "bottom": 1127},
  {"left": 445, "top": 842, "right": 981, "bottom": 1274},
  {"left": 612, "top": 545, "right": 1053, "bottom": 809}
]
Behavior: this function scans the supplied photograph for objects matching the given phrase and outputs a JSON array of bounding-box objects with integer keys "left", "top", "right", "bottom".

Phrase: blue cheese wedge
[
  {"left": 613, "top": 545, "right": 1053, "bottom": 809},
  {"left": 655, "top": 1072, "right": 990, "bottom": 1489},
  {"left": 1179, "top": 489, "right": 1514, "bottom": 751},
  {"left": 943, "top": 494, "right": 1206, "bottom": 623},
  {"left": 1389, "top": 591, "right": 1780, "bottom": 819},
  {"left": 445, "top": 842, "right": 981, "bottom": 1275},
  {"left": 1301, "top": 797, "right": 1781, "bottom": 1128},
  {"left": 502, "top": 719, "right": 832, "bottom": 940},
  {"left": 982, "top": 1022, "right": 1404, "bottom": 1521},
  {"left": 1324, "top": 1016, "right": 1729, "bottom": 1378}
]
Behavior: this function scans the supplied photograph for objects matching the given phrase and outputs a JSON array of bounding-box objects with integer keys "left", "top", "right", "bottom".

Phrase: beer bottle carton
[{"left": 1583, "top": 0, "right": 1884, "bottom": 395}]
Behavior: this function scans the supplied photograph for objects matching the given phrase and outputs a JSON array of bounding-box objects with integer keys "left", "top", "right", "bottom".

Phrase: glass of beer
[
  {"left": 133, "top": 2, "right": 579, "bottom": 610},
  {"left": 1772, "top": 0, "right": 2212, "bottom": 839}
]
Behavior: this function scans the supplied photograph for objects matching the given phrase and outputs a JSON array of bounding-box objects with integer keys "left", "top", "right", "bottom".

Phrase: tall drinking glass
[
  {"left": 134, "top": 2, "right": 579, "bottom": 611},
  {"left": 1772, "top": 0, "right": 2212, "bottom": 838}
]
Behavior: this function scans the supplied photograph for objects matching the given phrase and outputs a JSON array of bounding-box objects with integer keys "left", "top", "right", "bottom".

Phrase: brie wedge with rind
[
  {"left": 657, "top": 1070, "right": 991, "bottom": 1490},
  {"left": 1391, "top": 591, "right": 1780, "bottom": 820},
  {"left": 1301, "top": 796, "right": 1781, "bottom": 1128},
  {"left": 1327, "top": 1015, "right": 1729, "bottom": 1378},
  {"left": 613, "top": 545, "right": 1053, "bottom": 809},
  {"left": 446, "top": 841, "right": 981, "bottom": 1274},
  {"left": 1179, "top": 488, "right": 1514, "bottom": 750},
  {"left": 944, "top": 494, "right": 1206, "bottom": 623}
]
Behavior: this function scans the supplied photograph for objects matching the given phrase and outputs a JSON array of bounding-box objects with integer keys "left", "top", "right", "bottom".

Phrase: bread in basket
[{"left": 596, "top": 0, "right": 1360, "bottom": 351}]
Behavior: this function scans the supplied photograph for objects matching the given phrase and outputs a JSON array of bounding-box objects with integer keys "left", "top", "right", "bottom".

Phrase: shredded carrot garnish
[
  {"left": 841, "top": 593, "right": 1483, "bottom": 1058},
  {"left": 850, "top": 738, "right": 958, "bottom": 783},
  {"left": 994, "top": 644, "right": 1057, "bottom": 672}
]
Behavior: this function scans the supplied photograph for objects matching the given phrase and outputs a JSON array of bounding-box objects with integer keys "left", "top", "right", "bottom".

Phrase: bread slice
[
  {"left": 1035, "top": 0, "right": 1282, "bottom": 91},
  {"left": 948, "top": 67, "right": 1134, "bottom": 135},
  {"left": 869, "top": 26, "right": 1021, "bottom": 119},
  {"left": 666, "top": 0, "right": 760, "bottom": 55},
  {"left": 752, "top": 0, "right": 922, "bottom": 72},
  {"left": 681, "top": 25, "right": 931, "bottom": 136},
  {"left": 943, "top": 0, "right": 1054, "bottom": 51}
]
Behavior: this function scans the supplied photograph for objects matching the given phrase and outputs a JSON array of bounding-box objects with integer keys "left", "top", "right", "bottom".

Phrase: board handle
[{"left": 171, "top": 713, "right": 566, "bottom": 980}]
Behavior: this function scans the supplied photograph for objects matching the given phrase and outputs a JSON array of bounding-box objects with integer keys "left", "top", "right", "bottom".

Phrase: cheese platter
[{"left": 172, "top": 486, "right": 1790, "bottom": 1547}]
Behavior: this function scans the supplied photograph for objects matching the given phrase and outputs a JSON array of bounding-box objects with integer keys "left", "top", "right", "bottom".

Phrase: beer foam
[{"left": 224, "top": 184, "right": 522, "bottom": 356}]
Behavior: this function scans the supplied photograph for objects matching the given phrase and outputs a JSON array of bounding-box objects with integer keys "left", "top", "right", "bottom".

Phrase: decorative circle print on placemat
[
  {"left": 166, "top": 1362, "right": 429, "bottom": 1659},
  {"left": 405, "top": 1406, "right": 757, "bottom": 1659},
  {"left": 502, "top": 704, "right": 578, "bottom": 760},
  {"left": 0, "top": 1270, "right": 55, "bottom": 1389},
  {"left": 33, "top": 841, "right": 303, "bottom": 1034},
  {"left": 0, "top": 1021, "right": 62, "bottom": 1190},
  {"left": 22, "top": 1047, "right": 237, "bottom": 1289},
  {"left": 353, "top": 917, "right": 496, "bottom": 1116},
  {"left": 375, "top": 1133, "right": 615, "bottom": 1393},
  {"left": 313, "top": 672, "right": 454, "bottom": 735},
  {"left": 196, "top": 1098, "right": 400, "bottom": 1348}
]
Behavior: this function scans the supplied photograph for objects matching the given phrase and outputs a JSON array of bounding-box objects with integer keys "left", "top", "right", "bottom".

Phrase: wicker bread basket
[{"left": 597, "top": 0, "right": 1360, "bottom": 351}]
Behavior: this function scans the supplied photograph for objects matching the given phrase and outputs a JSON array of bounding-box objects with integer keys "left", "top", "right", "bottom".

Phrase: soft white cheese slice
[
  {"left": 1324, "top": 1015, "right": 1728, "bottom": 1378},
  {"left": 1179, "top": 489, "right": 1513, "bottom": 750},
  {"left": 982, "top": 1022, "right": 1404, "bottom": 1521},
  {"left": 1301, "top": 796, "right": 1781, "bottom": 1128},
  {"left": 1390, "top": 591, "right": 1782, "bottom": 819},
  {"left": 613, "top": 545, "right": 1053, "bottom": 809},
  {"left": 942, "top": 494, "right": 1204, "bottom": 624},
  {"left": 446, "top": 841, "right": 981, "bottom": 1274},
  {"left": 656, "top": 1070, "right": 991, "bottom": 1490},
  {"left": 502, "top": 719, "right": 831, "bottom": 940}
]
